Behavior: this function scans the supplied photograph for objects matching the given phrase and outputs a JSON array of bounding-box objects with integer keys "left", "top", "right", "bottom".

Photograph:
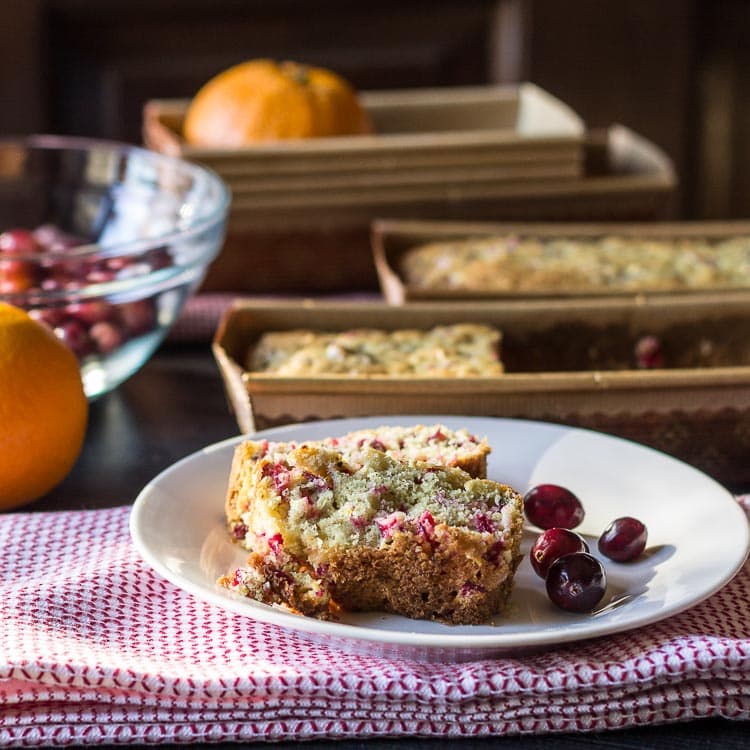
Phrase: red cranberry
[
  {"left": 524, "top": 484, "right": 585, "bottom": 529},
  {"left": 84, "top": 267, "right": 118, "bottom": 285},
  {"left": 64, "top": 300, "right": 112, "bottom": 325},
  {"left": 267, "top": 533, "right": 283, "bottom": 554},
  {"left": 144, "top": 246, "right": 172, "bottom": 270},
  {"left": 89, "top": 320, "right": 125, "bottom": 354},
  {"left": 29, "top": 307, "right": 67, "bottom": 328},
  {"left": 416, "top": 510, "right": 437, "bottom": 542},
  {"left": 104, "top": 257, "right": 130, "bottom": 273},
  {"left": 484, "top": 539, "right": 504, "bottom": 565},
  {"left": 530, "top": 527, "right": 589, "bottom": 579},
  {"left": 473, "top": 512, "right": 497, "bottom": 533},
  {"left": 119, "top": 299, "right": 155, "bottom": 336},
  {"left": 546, "top": 552, "right": 607, "bottom": 613},
  {"left": 262, "top": 462, "right": 291, "bottom": 494},
  {"left": 635, "top": 335, "right": 664, "bottom": 369},
  {"left": 598, "top": 517, "right": 648, "bottom": 562},
  {"left": 0, "top": 228, "right": 41, "bottom": 255},
  {"left": 32, "top": 224, "right": 79, "bottom": 250},
  {"left": 54, "top": 319, "right": 95, "bottom": 358},
  {"left": 0, "top": 258, "right": 37, "bottom": 293},
  {"left": 376, "top": 512, "right": 404, "bottom": 539},
  {"left": 41, "top": 275, "right": 79, "bottom": 293}
]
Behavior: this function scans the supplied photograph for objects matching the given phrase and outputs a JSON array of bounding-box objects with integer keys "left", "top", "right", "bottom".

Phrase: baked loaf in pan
[
  {"left": 225, "top": 423, "right": 492, "bottom": 544},
  {"left": 219, "top": 443, "right": 523, "bottom": 624},
  {"left": 399, "top": 235, "right": 750, "bottom": 294},
  {"left": 246, "top": 323, "right": 503, "bottom": 376}
]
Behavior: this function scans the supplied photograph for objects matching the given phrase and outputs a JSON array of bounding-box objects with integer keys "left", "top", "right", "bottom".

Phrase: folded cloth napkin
[{"left": 1, "top": 499, "right": 749, "bottom": 747}]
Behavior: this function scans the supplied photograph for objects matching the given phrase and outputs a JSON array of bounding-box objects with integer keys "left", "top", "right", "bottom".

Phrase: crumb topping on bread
[
  {"left": 225, "top": 423, "right": 491, "bottom": 543},
  {"left": 246, "top": 323, "right": 503, "bottom": 376},
  {"left": 400, "top": 234, "right": 750, "bottom": 293}
]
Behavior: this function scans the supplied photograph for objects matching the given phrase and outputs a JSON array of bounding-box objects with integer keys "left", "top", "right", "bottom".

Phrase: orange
[
  {"left": 0, "top": 302, "right": 88, "bottom": 510},
  {"left": 183, "top": 59, "right": 373, "bottom": 147}
]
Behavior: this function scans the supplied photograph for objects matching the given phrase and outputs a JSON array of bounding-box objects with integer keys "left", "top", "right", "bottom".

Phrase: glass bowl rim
[{"left": 0, "top": 134, "right": 231, "bottom": 262}]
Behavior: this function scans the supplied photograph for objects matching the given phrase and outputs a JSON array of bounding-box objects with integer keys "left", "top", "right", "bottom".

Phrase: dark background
[{"left": 1, "top": 0, "right": 748, "bottom": 220}]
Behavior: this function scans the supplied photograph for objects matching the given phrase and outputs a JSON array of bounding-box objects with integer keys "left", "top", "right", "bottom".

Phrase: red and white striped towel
[{"left": 1, "top": 498, "right": 749, "bottom": 746}]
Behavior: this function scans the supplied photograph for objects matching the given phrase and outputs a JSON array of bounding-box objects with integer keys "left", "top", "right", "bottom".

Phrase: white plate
[{"left": 131, "top": 416, "right": 750, "bottom": 660}]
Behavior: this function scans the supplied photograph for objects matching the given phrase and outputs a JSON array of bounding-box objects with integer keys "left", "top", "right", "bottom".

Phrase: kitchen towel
[{"left": 0, "top": 498, "right": 748, "bottom": 746}]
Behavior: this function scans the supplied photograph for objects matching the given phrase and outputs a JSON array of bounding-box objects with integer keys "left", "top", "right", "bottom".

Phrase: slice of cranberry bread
[
  {"left": 225, "top": 424, "right": 491, "bottom": 545},
  {"left": 218, "top": 445, "right": 523, "bottom": 624}
]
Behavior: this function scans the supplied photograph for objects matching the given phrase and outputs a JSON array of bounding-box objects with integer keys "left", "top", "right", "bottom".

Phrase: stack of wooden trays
[{"left": 143, "top": 84, "right": 676, "bottom": 293}]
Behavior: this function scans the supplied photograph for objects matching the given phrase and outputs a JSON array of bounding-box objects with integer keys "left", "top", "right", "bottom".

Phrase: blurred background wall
[{"left": 0, "top": 0, "right": 746, "bottom": 220}]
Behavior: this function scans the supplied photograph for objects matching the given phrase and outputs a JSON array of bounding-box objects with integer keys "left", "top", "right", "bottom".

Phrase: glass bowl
[{"left": 0, "top": 135, "right": 230, "bottom": 399}]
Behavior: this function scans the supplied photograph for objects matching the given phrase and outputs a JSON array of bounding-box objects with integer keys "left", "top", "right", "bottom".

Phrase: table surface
[{"left": 31, "top": 343, "right": 749, "bottom": 750}]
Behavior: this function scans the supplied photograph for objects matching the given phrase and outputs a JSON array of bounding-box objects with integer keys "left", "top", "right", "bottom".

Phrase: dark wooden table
[{"left": 32, "top": 343, "right": 749, "bottom": 749}]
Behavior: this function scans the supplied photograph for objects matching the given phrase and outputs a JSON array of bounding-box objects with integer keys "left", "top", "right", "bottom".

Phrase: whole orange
[
  {"left": 0, "top": 302, "right": 88, "bottom": 510},
  {"left": 183, "top": 59, "right": 373, "bottom": 147}
]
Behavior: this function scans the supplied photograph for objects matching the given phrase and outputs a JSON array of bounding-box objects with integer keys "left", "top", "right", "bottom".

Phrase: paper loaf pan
[
  {"left": 213, "top": 298, "right": 750, "bottom": 489},
  {"left": 372, "top": 219, "right": 750, "bottom": 303}
]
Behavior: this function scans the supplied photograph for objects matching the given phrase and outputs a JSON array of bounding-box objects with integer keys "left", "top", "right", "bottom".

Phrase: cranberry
[
  {"left": 32, "top": 224, "right": 79, "bottom": 250},
  {"left": 484, "top": 539, "right": 504, "bottom": 565},
  {"left": 40, "top": 260, "right": 80, "bottom": 290},
  {"left": 598, "top": 517, "right": 648, "bottom": 562},
  {"left": 85, "top": 267, "right": 118, "bottom": 285},
  {"left": 89, "top": 320, "right": 125, "bottom": 354},
  {"left": 530, "top": 527, "right": 589, "bottom": 579},
  {"left": 119, "top": 299, "right": 156, "bottom": 336},
  {"left": 144, "top": 246, "right": 172, "bottom": 270},
  {"left": 376, "top": 512, "right": 404, "bottom": 539},
  {"left": 29, "top": 307, "right": 67, "bottom": 328},
  {"left": 546, "top": 552, "right": 607, "bottom": 613},
  {"left": 635, "top": 335, "right": 665, "bottom": 369},
  {"left": 416, "top": 510, "right": 436, "bottom": 542},
  {"left": 64, "top": 301, "right": 112, "bottom": 325},
  {"left": 0, "top": 228, "right": 41, "bottom": 255},
  {"left": 473, "top": 512, "right": 497, "bottom": 533},
  {"left": 524, "top": 484, "right": 585, "bottom": 529},
  {"left": 262, "top": 462, "right": 291, "bottom": 494},
  {"left": 267, "top": 533, "right": 283, "bottom": 554},
  {"left": 0, "top": 258, "right": 37, "bottom": 293},
  {"left": 54, "top": 319, "right": 95, "bottom": 358}
]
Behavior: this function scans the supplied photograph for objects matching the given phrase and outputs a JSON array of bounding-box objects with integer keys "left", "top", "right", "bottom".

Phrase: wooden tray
[
  {"left": 213, "top": 298, "right": 750, "bottom": 489},
  {"left": 373, "top": 218, "right": 750, "bottom": 303}
]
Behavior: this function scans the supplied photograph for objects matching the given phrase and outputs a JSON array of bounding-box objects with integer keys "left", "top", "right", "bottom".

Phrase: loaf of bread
[
  {"left": 219, "top": 443, "right": 523, "bottom": 624},
  {"left": 246, "top": 323, "right": 503, "bottom": 376},
  {"left": 399, "top": 235, "right": 750, "bottom": 294},
  {"left": 226, "top": 423, "right": 491, "bottom": 545}
]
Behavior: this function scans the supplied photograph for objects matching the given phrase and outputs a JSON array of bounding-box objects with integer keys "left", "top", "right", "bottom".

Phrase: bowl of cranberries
[{"left": 0, "top": 135, "right": 230, "bottom": 398}]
